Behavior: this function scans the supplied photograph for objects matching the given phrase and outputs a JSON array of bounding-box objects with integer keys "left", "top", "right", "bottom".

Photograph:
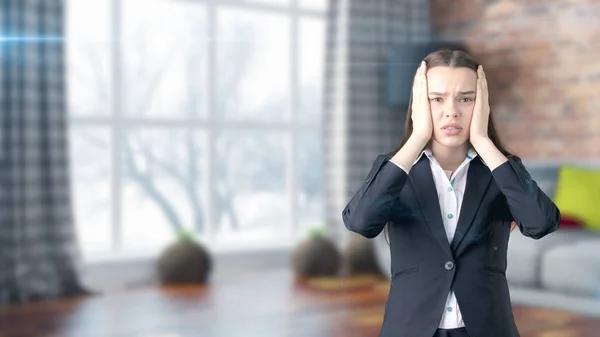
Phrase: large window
[{"left": 67, "top": 0, "right": 327, "bottom": 260}]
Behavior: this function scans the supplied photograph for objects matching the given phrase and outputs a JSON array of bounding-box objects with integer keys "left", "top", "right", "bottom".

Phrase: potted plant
[
  {"left": 156, "top": 229, "right": 212, "bottom": 285},
  {"left": 291, "top": 226, "right": 341, "bottom": 278},
  {"left": 341, "top": 233, "right": 383, "bottom": 276}
]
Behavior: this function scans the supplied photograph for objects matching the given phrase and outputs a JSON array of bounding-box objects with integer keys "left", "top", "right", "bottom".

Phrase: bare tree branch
[
  {"left": 73, "top": 16, "right": 275, "bottom": 237},
  {"left": 123, "top": 142, "right": 185, "bottom": 233},
  {"left": 184, "top": 127, "right": 205, "bottom": 233},
  {"left": 129, "top": 29, "right": 181, "bottom": 118}
]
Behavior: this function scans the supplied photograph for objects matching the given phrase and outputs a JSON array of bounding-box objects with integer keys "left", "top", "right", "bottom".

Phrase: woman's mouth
[{"left": 441, "top": 126, "right": 462, "bottom": 136}]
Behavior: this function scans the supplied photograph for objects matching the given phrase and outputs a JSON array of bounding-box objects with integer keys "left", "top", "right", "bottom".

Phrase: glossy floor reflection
[{"left": 0, "top": 269, "right": 598, "bottom": 336}]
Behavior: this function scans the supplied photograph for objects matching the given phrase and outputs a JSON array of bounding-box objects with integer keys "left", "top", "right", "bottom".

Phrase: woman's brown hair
[
  {"left": 383, "top": 48, "right": 516, "bottom": 245},
  {"left": 389, "top": 48, "right": 513, "bottom": 158}
]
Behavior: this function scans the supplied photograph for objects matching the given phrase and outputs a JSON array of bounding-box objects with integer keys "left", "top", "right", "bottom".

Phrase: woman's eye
[
  {"left": 460, "top": 97, "right": 473, "bottom": 103},
  {"left": 430, "top": 97, "right": 442, "bottom": 102}
]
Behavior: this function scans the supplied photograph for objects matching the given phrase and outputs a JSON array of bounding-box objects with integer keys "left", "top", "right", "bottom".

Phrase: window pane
[
  {"left": 297, "top": 131, "right": 324, "bottom": 233},
  {"left": 122, "top": 0, "right": 208, "bottom": 119},
  {"left": 215, "top": 131, "right": 290, "bottom": 245},
  {"left": 121, "top": 128, "right": 207, "bottom": 251},
  {"left": 299, "top": 18, "right": 325, "bottom": 124},
  {"left": 217, "top": 9, "right": 290, "bottom": 122},
  {"left": 69, "top": 126, "right": 112, "bottom": 255},
  {"left": 244, "top": 0, "right": 290, "bottom": 5},
  {"left": 300, "top": 0, "right": 328, "bottom": 11},
  {"left": 66, "top": 0, "right": 112, "bottom": 117}
]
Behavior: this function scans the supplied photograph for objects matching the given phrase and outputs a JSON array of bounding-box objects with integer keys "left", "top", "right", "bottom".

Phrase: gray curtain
[
  {"left": 0, "top": 0, "right": 89, "bottom": 304},
  {"left": 323, "top": 0, "right": 433, "bottom": 239}
]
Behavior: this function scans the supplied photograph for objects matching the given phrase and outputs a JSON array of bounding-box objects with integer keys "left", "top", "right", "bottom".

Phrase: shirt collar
[{"left": 413, "top": 147, "right": 487, "bottom": 167}]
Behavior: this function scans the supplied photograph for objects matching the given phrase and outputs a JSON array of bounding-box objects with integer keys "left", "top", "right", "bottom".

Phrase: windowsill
[
  {"left": 81, "top": 238, "right": 297, "bottom": 265},
  {"left": 78, "top": 238, "right": 297, "bottom": 292}
]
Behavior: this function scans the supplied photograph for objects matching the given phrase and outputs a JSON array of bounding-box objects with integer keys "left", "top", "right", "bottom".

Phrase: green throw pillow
[{"left": 553, "top": 165, "right": 600, "bottom": 232}]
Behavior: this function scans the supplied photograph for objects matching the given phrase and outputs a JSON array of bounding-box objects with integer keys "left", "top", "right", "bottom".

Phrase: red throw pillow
[{"left": 559, "top": 214, "right": 585, "bottom": 229}]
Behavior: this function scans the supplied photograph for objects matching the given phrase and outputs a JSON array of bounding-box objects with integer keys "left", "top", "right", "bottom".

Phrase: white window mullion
[
  {"left": 288, "top": 0, "right": 299, "bottom": 240},
  {"left": 205, "top": 0, "right": 217, "bottom": 243},
  {"left": 178, "top": 0, "right": 325, "bottom": 18},
  {"left": 70, "top": 117, "right": 322, "bottom": 130},
  {"left": 111, "top": 0, "right": 123, "bottom": 251}
]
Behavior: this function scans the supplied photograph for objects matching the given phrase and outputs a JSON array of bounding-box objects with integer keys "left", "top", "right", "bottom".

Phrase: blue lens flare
[{"left": 0, "top": 35, "right": 64, "bottom": 43}]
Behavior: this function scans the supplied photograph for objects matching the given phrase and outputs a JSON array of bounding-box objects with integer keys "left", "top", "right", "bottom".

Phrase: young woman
[{"left": 342, "top": 49, "right": 560, "bottom": 337}]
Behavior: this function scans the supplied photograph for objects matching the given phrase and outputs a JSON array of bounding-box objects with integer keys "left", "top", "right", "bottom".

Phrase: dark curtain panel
[{"left": 0, "top": 0, "right": 90, "bottom": 304}]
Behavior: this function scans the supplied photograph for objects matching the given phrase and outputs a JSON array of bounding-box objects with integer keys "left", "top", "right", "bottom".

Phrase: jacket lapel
[
  {"left": 409, "top": 156, "right": 453, "bottom": 260},
  {"left": 450, "top": 157, "right": 492, "bottom": 254}
]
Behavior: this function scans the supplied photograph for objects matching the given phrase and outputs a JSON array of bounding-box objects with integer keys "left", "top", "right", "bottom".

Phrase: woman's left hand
[
  {"left": 470, "top": 65, "right": 490, "bottom": 143},
  {"left": 469, "top": 65, "right": 508, "bottom": 170}
]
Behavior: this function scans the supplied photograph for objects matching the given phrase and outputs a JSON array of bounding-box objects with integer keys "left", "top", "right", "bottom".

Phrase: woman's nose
[{"left": 445, "top": 101, "right": 460, "bottom": 118}]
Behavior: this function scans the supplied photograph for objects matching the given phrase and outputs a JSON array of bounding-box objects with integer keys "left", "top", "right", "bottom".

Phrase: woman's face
[{"left": 426, "top": 66, "right": 478, "bottom": 149}]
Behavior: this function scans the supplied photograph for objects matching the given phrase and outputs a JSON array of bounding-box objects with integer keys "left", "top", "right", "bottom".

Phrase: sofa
[{"left": 374, "top": 159, "right": 600, "bottom": 317}]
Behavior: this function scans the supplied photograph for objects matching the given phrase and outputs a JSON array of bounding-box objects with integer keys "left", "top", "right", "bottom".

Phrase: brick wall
[{"left": 432, "top": 0, "right": 600, "bottom": 158}]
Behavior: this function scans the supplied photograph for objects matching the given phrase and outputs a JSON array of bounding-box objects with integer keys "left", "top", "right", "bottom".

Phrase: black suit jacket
[{"left": 342, "top": 153, "right": 560, "bottom": 337}]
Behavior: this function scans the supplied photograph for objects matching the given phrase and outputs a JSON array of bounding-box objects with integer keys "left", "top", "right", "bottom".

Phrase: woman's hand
[
  {"left": 470, "top": 65, "right": 490, "bottom": 143},
  {"left": 410, "top": 61, "right": 433, "bottom": 142},
  {"left": 470, "top": 65, "right": 509, "bottom": 170}
]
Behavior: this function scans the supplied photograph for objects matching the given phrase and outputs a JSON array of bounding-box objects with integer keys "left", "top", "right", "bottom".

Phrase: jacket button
[{"left": 444, "top": 261, "right": 454, "bottom": 271}]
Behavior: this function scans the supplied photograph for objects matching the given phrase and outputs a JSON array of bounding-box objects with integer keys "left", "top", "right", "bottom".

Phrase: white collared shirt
[{"left": 390, "top": 147, "right": 484, "bottom": 329}]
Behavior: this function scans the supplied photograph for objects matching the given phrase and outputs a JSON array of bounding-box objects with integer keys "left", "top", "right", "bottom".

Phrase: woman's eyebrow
[{"left": 428, "top": 90, "right": 476, "bottom": 96}]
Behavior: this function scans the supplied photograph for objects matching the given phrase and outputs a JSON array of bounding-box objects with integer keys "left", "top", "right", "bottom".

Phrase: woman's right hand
[{"left": 410, "top": 61, "right": 433, "bottom": 142}]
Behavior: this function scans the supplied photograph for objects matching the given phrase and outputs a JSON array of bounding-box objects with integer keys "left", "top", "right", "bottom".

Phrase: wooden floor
[{"left": 1, "top": 270, "right": 599, "bottom": 337}]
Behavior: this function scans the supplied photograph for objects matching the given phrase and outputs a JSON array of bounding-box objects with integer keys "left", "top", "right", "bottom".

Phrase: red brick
[{"left": 433, "top": 0, "right": 600, "bottom": 159}]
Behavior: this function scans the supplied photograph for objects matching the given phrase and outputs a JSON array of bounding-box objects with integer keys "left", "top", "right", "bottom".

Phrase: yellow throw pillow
[{"left": 553, "top": 166, "right": 600, "bottom": 231}]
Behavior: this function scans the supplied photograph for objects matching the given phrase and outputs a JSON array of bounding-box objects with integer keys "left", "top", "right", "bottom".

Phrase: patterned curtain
[
  {"left": 323, "top": 0, "right": 433, "bottom": 239},
  {"left": 0, "top": 0, "right": 90, "bottom": 304}
]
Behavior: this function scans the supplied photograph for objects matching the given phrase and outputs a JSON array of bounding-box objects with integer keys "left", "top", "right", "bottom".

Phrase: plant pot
[
  {"left": 341, "top": 234, "right": 383, "bottom": 276},
  {"left": 291, "top": 236, "right": 341, "bottom": 278},
  {"left": 157, "top": 240, "right": 212, "bottom": 285}
]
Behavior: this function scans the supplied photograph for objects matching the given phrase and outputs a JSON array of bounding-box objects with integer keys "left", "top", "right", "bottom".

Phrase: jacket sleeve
[
  {"left": 341, "top": 154, "right": 409, "bottom": 238},
  {"left": 491, "top": 155, "right": 561, "bottom": 239}
]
